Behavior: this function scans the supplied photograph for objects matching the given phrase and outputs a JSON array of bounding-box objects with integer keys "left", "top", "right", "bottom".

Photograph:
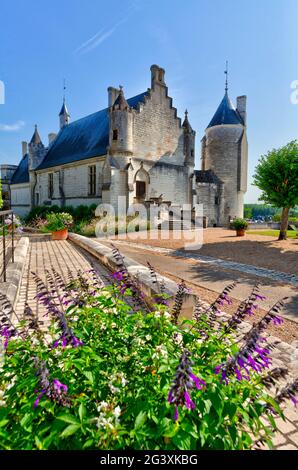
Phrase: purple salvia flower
[
  {"left": 189, "top": 373, "right": 206, "bottom": 390},
  {"left": 168, "top": 350, "right": 206, "bottom": 421},
  {"left": 34, "top": 390, "right": 46, "bottom": 408},
  {"left": 33, "top": 358, "right": 71, "bottom": 408},
  {"left": 72, "top": 336, "right": 84, "bottom": 347},
  {"left": 53, "top": 379, "right": 68, "bottom": 393},
  {"left": 255, "top": 294, "right": 266, "bottom": 301}
]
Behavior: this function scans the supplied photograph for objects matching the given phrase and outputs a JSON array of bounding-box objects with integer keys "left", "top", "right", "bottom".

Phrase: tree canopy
[{"left": 253, "top": 140, "right": 298, "bottom": 209}]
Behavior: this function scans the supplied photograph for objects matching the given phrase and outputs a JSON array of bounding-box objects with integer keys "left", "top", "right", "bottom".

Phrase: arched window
[{"left": 112, "top": 129, "right": 118, "bottom": 141}]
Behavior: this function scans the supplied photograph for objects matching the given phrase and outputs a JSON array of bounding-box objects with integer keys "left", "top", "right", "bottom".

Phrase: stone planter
[
  {"left": 236, "top": 229, "right": 245, "bottom": 237},
  {"left": 51, "top": 228, "right": 69, "bottom": 241}
]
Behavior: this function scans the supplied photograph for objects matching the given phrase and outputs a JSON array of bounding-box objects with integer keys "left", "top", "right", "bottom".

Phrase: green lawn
[{"left": 247, "top": 229, "right": 298, "bottom": 238}]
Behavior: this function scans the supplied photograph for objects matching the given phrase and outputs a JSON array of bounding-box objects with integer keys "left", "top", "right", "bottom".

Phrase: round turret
[
  {"left": 109, "top": 86, "right": 133, "bottom": 155},
  {"left": 202, "top": 91, "right": 247, "bottom": 225}
]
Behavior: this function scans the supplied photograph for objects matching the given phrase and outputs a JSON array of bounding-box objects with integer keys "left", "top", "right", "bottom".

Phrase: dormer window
[{"left": 112, "top": 129, "right": 118, "bottom": 141}]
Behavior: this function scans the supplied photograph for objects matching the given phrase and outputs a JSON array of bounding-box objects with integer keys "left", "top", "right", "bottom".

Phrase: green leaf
[
  {"left": 83, "top": 371, "right": 94, "bottom": 384},
  {"left": 57, "top": 414, "right": 80, "bottom": 425},
  {"left": 134, "top": 411, "right": 147, "bottom": 429},
  {"left": 79, "top": 403, "right": 86, "bottom": 423},
  {"left": 60, "top": 424, "right": 81, "bottom": 438}
]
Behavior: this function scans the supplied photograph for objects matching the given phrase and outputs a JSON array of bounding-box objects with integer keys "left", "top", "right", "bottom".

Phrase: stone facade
[{"left": 9, "top": 65, "right": 248, "bottom": 226}]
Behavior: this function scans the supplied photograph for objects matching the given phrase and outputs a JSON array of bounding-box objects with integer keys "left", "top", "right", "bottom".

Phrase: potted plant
[
  {"left": 231, "top": 218, "right": 248, "bottom": 236},
  {"left": 4, "top": 214, "right": 23, "bottom": 234},
  {"left": 44, "top": 212, "right": 73, "bottom": 240}
]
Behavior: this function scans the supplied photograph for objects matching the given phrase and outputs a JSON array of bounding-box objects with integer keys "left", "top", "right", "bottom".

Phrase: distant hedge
[{"left": 25, "top": 204, "right": 97, "bottom": 225}]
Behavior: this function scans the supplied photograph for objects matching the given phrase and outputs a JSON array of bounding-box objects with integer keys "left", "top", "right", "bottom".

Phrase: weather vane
[
  {"left": 224, "top": 61, "right": 228, "bottom": 93},
  {"left": 63, "top": 78, "right": 66, "bottom": 103}
]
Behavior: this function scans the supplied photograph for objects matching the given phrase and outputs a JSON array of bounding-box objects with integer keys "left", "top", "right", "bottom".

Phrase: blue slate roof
[
  {"left": 195, "top": 169, "right": 222, "bottom": 184},
  {"left": 207, "top": 92, "right": 243, "bottom": 128},
  {"left": 37, "top": 92, "right": 148, "bottom": 171},
  {"left": 11, "top": 154, "right": 29, "bottom": 184}
]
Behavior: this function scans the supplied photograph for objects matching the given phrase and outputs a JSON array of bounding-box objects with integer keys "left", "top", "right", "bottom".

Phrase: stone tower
[
  {"left": 182, "top": 109, "right": 196, "bottom": 167},
  {"left": 28, "top": 125, "right": 46, "bottom": 170},
  {"left": 108, "top": 86, "right": 133, "bottom": 156},
  {"left": 201, "top": 86, "right": 248, "bottom": 226},
  {"left": 28, "top": 125, "right": 46, "bottom": 207},
  {"left": 59, "top": 99, "right": 70, "bottom": 129}
]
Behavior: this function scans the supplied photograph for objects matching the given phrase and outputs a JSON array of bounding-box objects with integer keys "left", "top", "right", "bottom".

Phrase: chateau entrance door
[{"left": 136, "top": 180, "right": 146, "bottom": 202}]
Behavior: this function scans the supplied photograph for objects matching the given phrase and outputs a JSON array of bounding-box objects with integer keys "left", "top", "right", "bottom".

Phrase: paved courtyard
[
  {"left": 14, "top": 235, "right": 110, "bottom": 321},
  {"left": 112, "top": 227, "right": 298, "bottom": 276}
]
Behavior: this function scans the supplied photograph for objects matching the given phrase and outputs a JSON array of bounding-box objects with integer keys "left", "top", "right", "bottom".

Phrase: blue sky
[{"left": 0, "top": 0, "right": 297, "bottom": 203}]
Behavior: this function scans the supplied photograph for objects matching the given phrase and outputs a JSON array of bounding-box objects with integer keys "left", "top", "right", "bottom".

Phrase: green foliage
[
  {"left": 25, "top": 204, "right": 97, "bottom": 226},
  {"left": 44, "top": 212, "right": 73, "bottom": 232},
  {"left": 231, "top": 218, "right": 248, "bottom": 230},
  {"left": 247, "top": 230, "right": 298, "bottom": 238},
  {"left": 244, "top": 204, "right": 279, "bottom": 220},
  {"left": 74, "top": 216, "right": 151, "bottom": 237},
  {"left": 253, "top": 141, "right": 298, "bottom": 209},
  {"left": 0, "top": 274, "right": 285, "bottom": 450}
]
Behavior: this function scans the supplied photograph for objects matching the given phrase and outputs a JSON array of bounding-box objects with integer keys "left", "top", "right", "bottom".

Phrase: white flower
[
  {"left": 154, "top": 311, "right": 161, "bottom": 318},
  {"left": 145, "top": 334, "right": 152, "bottom": 341},
  {"left": 111, "top": 323, "right": 117, "bottom": 328},
  {"left": 109, "top": 384, "right": 120, "bottom": 394},
  {"left": 163, "top": 311, "right": 171, "bottom": 319},
  {"left": 114, "top": 406, "right": 121, "bottom": 418},
  {"left": 152, "top": 344, "right": 168, "bottom": 359},
  {"left": 173, "top": 332, "right": 183, "bottom": 345}
]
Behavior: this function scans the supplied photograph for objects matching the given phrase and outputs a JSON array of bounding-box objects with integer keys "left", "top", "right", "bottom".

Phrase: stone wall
[
  {"left": 195, "top": 182, "right": 220, "bottom": 226},
  {"left": 35, "top": 159, "right": 105, "bottom": 208},
  {"left": 10, "top": 183, "right": 31, "bottom": 217},
  {"left": 204, "top": 124, "right": 246, "bottom": 225},
  {"left": 132, "top": 80, "right": 185, "bottom": 166}
]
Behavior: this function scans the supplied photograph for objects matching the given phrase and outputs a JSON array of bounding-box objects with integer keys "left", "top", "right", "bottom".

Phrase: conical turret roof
[
  {"left": 182, "top": 109, "right": 193, "bottom": 131},
  {"left": 59, "top": 100, "right": 70, "bottom": 117},
  {"left": 112, "top": 86, "right": 130, "bottom": 110},
  {"left": 207, "top": 92, "right": 243, "bottom": 128},
  {"left": 30, "top": 125, "right": 42, "bottom": 145}
]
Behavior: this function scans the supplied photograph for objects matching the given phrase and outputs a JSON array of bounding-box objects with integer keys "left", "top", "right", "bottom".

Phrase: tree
[{"left": 253, "top": 140, "right": 298, "bottom": 240}]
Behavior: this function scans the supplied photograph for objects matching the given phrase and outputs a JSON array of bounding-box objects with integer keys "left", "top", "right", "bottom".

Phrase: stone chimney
[
  {"left": 150, "top": 64, "right": 166, "bottom": 89},
  {"left": 237, "top": 95, "right": 247, "bottom": 125},
  {"left": 48, "top": 133, "right": 57, "bottom": 145},
  {"left": 22, "top": 141, "right": 28, "bottom": 156},
  {"left": 108, "top": 87, "right": 120, "bottom": 107}
]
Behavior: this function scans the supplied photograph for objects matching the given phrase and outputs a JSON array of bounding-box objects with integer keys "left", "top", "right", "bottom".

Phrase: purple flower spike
[
  {"left": 33, "top": 390, "right": 46, "bottom": 408},
  {"left": 189, "top": 373, "right": 206, "bottom": 390},
  {"left": 272, "top": 315, "right": 284, "bottom": 325},
  {"left": 168, "top": 350, "right": 206, "bottom": 421},
  {"left": 255, "top": 294, "right": 266, "bottom": 301},
  {"left": 72, "top": 336, "right": 83, "bottom": 347},
  {"left": 53, "top": 379, "right": 68, "bottom": 393},
  {"left": 113, "top": 271, "right": 124, "bottom": 281},
  {"left": 184, "top": 391, "right": 195, "bottom": 410},
  {"left": 174, "top": 406, "right": 179, "bottom": 421},
  {"left": 290, "top": 395, "right": 298, "bottom": 407}
]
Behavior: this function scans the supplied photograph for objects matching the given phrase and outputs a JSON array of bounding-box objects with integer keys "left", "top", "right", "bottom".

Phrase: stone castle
[{"left": 10, "top": 64, "right": 248, "bottom": 226}]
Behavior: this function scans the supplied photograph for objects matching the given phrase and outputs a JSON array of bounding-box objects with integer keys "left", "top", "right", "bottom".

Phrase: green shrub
[
  {"left": 25, "top": 204, "right": 97, "bottom": 227},
  {"left": 231, "top": 218, "right": 248, "bottom": 230},
  {"left": 0, "top": 265, "right": 295, "bottom": 450},
  {"left": 43, "top": 212, "right": 73, "bottom": 232}
]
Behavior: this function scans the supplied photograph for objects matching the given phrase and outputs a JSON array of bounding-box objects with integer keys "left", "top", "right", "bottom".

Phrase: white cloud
[{"left": 0, "top": 120, "right": 25, "bottom": 132}]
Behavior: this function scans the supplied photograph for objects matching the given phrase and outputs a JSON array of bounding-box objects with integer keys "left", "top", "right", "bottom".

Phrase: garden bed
[{"left": 0, "top": 252, "right": 297, "bottom": 450}]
